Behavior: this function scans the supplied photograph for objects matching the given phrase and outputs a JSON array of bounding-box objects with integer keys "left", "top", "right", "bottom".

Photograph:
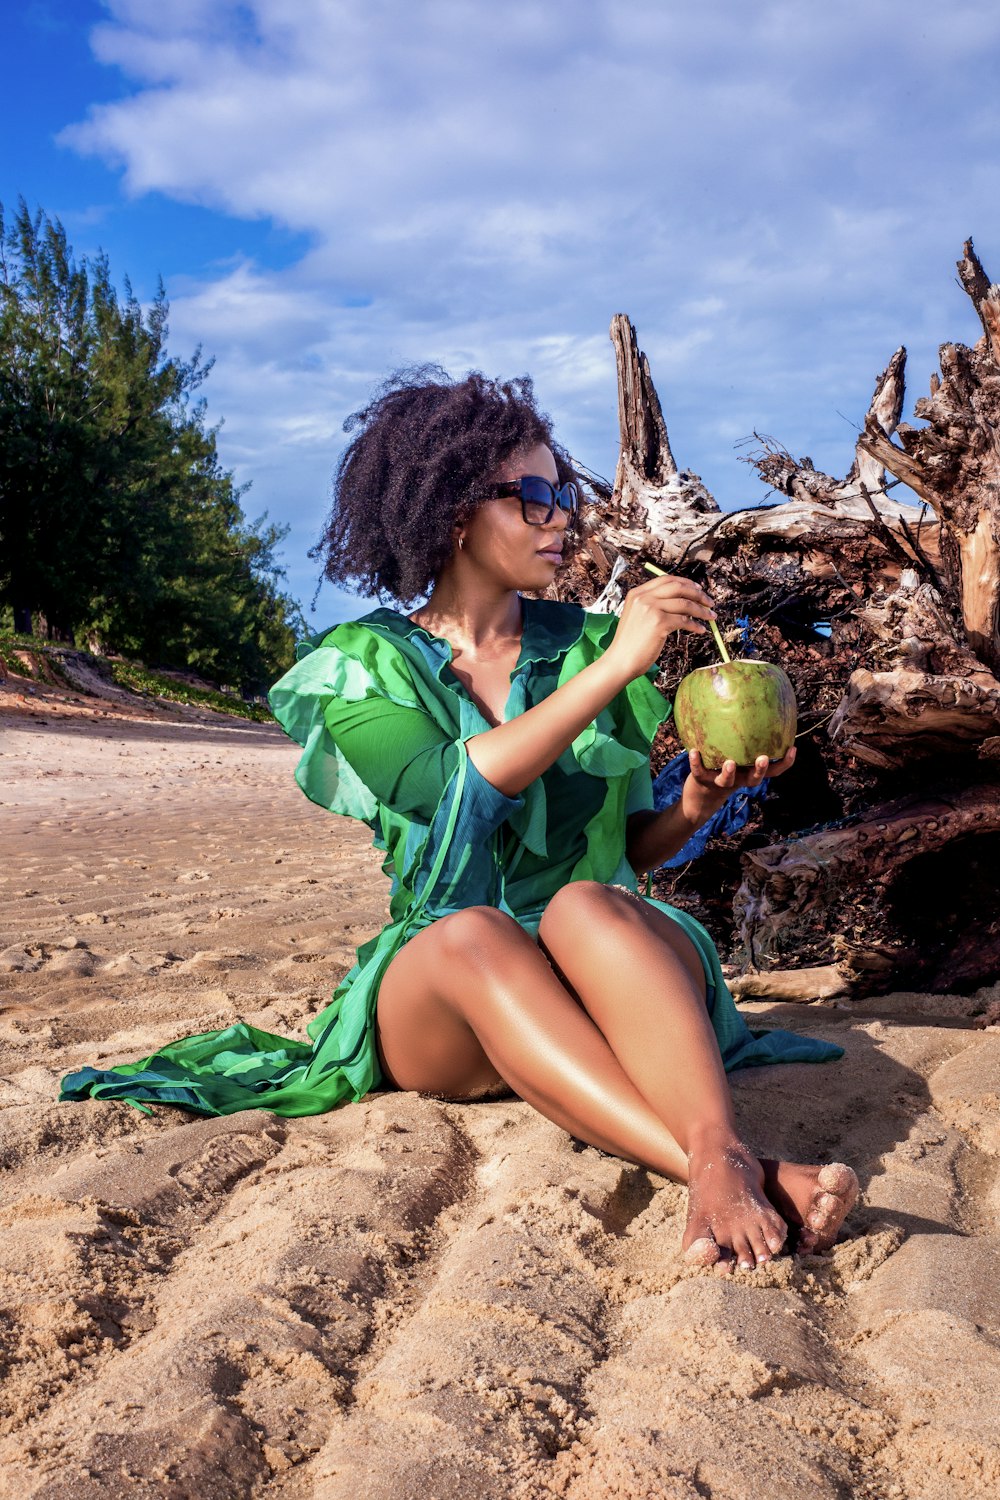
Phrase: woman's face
[{"left": 458, "top": 443, "right": 571, "bottom": 592}]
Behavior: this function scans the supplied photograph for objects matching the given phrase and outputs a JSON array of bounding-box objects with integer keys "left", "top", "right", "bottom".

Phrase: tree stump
[{"left": 550, "top": 244, "right": 1000, "bottom": 997}]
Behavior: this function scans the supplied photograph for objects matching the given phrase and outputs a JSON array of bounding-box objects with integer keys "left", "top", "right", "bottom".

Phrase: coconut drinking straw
[{"left": 643, "top": 561, "right": 731, "bottom": 664}]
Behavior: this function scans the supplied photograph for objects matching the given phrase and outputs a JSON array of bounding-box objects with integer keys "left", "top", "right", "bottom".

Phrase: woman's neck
[{"left": 411, "top": 576, "right": 523, "bottom": 657}]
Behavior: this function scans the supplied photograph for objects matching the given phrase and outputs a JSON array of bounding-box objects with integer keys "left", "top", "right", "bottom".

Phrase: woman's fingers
[
  {"left": 687, "top": 746, "right": 797, "bottom": 787},
  {"left": 660, "top": 599, "right": 717, "bottom": 636},
  {"left": 612, "top": 572, "right": 718, "bottom": 675},
  {"left": 765, "top": 747, "right": 797, "bottom": 777},
  {"left": 668, "top": 615, "right": 711, "bottom": 636},
  {"left": 748, "top": 755, "right": 769, "bottom": 784},
  {"left": 638, "top": 572, "right": 712, "bottom": 600},
  {"left": 689, "top": 750, "right": 736, "bottom": 785},
  {"left": 715, "top": 759, "right": 739, "bottom": 789},
  {"left": 634, "top": 575, "right": 715, "bottom": 621}
]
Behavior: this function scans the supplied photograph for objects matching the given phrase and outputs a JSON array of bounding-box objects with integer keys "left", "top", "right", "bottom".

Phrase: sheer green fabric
[
  {"left": 60, "top": 597, "right": 842, "bottom": 1117},
  {"left": 323, "top": 695, "right": 460, "bottom": 822}
]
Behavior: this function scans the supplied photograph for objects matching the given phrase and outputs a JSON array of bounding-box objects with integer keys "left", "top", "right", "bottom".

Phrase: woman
[{"left": 61, "top": 370, "right": 856, "bottom": 1275}]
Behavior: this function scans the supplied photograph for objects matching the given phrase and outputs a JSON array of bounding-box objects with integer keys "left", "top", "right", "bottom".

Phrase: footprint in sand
[
  {"left": 0, "top": 944, "right": 46, "bottom": 973},
  {"left": 99, "top": 950, "right": 183, "bottom": 976},
  {"left": 100, "top": 952, "right": 158, "bottom": 977},
  {"left": 271, "top": 952, "right": 329, "bottom": 975},
  {"left": 46, "top": 947, "right": 98, "bottom": 978},
  {"left": 174, "top": 950, "right": 255, "bottom": 974},
  {"left": 1, "top": 940, "right": 98, "bottom": 977}
]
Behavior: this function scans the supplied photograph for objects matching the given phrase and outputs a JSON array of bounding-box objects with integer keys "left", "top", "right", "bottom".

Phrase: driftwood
[
  {"left": 551, "top": 244, "right": 1000, "bottom": 997},
  {"left": 828, "top": 568, "right": 1000, "bottom": 766},
  {"left": 733, "top": 783, "right": 1000, "bottom": 992},
  {"left": 859, "top": 250, "right": 1000, "bottom": 673}
]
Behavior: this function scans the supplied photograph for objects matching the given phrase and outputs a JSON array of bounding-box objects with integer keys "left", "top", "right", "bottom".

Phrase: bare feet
[
  {"left": 681, "top": 1134, "right": 859, "bottom": 1274},
  {"left": 681, "top": 1131, "right": 789, "bottom": 1275},
  {"left": 761, "top": 1159, "right": 859, "bottom": 1254}
]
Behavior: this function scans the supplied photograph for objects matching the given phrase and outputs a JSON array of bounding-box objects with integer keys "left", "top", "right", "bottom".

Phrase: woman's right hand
[{"left": 604, "top": 573, "right": 717, "bottom": 680}]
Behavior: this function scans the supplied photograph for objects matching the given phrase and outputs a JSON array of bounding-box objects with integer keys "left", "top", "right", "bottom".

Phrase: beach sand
[{"left": 2, "top": 692, "right": 1000, "bottom": 1498}]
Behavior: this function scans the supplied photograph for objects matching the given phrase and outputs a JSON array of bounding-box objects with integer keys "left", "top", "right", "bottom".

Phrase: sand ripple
[{"left": 2, "top": 709, "right": 1000, "bottom": 1497}]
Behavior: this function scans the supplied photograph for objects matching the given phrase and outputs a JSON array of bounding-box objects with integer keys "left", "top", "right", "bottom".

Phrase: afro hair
[{"left": 312, "top": 366, "right": 580, "bottom": 605}]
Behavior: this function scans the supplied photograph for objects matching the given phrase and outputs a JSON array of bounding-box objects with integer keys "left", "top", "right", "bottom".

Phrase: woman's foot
[
  {"left": 681, "top": 1132, "right": 789, "bottom": 1274},
  {"left": 761, "top": 1159, "right": 859, "bottom": 1254},
  {"left": 681, "top": 1135, "right": 859, "bottom": 1273}
]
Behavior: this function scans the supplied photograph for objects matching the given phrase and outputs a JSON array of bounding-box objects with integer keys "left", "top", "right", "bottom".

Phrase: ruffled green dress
[{"left": 60, "top": 598, "right": 841, "bottom": 1117}]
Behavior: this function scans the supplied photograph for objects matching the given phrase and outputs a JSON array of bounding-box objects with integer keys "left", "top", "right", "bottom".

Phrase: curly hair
[{"left": 312, "top": 366, "right": 581, "bottom": 605}]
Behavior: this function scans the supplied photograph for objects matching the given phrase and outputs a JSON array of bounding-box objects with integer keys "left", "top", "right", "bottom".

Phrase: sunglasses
[{"left": 485, "top": 475, "right": 581, "bottom": 526}]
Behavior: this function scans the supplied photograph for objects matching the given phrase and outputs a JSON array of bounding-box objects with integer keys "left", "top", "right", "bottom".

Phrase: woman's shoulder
[
  {"left": 302, "top": 606, "right": 411, "bottom": 654},
  {"left": 525, "top": 597, "right": 619, "bottom": 627},
  {"left": 296, "top": 599, "right": 620, "bottom": 684},
  {"left": 270, "top": 608, "right": 429, "bottom": 718},
  {"left": 309, "top": 599, "right": 614, "bottom": 647}
]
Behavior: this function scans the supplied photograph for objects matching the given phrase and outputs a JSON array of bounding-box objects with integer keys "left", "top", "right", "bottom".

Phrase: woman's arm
[
  {"left": 321, "top": 573, "right": 715, "bottom": 820},
  {"left": 625, "top": 802, "right": 705, "bottom": 876},
  {"left": 466, "top": 652, "right": 630, "bottom": 795},
  {"left": 467, "top": 575, "right": 715, "bottom": 796},
  {"left": 624, "top": 747, "right": 798, "bottom": 875},
  {"left": 323, "top": 695, "right": 461, "bottom": 819}
]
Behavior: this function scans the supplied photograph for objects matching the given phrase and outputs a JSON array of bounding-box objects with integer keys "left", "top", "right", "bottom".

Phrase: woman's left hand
[{"left": 680, "top": 746, "right": 797, "bottom": 826}]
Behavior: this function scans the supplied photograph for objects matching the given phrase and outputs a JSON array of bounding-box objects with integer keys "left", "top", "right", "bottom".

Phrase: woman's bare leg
[
  {"left": 376, "top": 907, "right": 692, "bottom": 1180},
  {"left": 376, "top": 904, "right": 856, "bottom": 1270},
  {"left": 536, "top": 883, "right": 857, "bottom": 1267}
]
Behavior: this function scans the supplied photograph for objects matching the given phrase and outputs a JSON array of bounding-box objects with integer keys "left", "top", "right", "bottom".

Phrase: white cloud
[{"left": 59, "top": 0, "right": 1000, "bottom": 617}]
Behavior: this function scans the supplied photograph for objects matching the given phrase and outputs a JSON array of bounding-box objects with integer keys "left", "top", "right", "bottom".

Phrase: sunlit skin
[{"left": 375, "top": 442, "right": 857, "bottom": 1273}]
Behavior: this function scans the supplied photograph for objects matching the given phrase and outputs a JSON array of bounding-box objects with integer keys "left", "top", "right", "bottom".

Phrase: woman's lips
[{"left": 538, "top": 549, "right": 563, "bottom": 564}]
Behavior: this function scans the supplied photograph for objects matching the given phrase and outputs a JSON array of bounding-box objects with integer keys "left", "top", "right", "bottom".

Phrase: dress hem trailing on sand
[{"left": 60, "top": 597, "right": 842, "bottom": 1118}]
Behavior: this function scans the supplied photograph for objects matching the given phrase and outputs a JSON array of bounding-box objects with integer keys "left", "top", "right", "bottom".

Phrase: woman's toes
[
  {"left": 731, "top": 1233, "right": 758, "bottom": 1272},
  {"left": 806, "top": 1191, "right": 845, "bottom": 1230},
  {"left": 713, "top": 1246, "right": 736, "bottom": 1278},
  {"left": 799, "top": 1164, "right": 860, "bottom": 1253},
  {"left": 745, "top": 1226, "right": 775, "bottom": 1268},
  {"left": 683, "top": 1235, "right": 722, "bottom": 1268},
  {"left": 765, "top": 1224, "right": 787, "bottom": 1256},
  {"left": 818, "top": 1162, "right": 859, "bottom": 1204}
]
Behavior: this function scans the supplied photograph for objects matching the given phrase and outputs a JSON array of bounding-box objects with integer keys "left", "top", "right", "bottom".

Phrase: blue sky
[{"left": 6, "top": 0, "right": 1000, "bottom": 625}]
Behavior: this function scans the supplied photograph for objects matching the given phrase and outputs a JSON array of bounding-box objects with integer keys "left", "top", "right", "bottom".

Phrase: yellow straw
[{"left": 643, "top": 561, "right": 731, "bottom": 664}]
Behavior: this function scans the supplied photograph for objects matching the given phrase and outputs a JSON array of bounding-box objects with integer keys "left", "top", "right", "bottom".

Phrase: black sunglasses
[{"left": 485, "top": 475, "right": 581, "bottom": 526}]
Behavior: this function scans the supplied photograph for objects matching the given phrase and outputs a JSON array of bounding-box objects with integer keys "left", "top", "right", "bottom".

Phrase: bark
[
  {"left": 732, "top": 784, "right": 1000, "bottom": 994},
  {"left": 728, "top": 966, "right": 853, "bottom": 1003},
  {"left": 857, "top": 241, "right": 1000, "bottom": 672},
  {"left": 549, "top": 256, "right": 1000, "bottom": 996},
  {"left": 828, "top": 568, "right": 1000, "bottom": 767},
  {"left": 559, "top": 331, "right": 944, "bottom": 614}
]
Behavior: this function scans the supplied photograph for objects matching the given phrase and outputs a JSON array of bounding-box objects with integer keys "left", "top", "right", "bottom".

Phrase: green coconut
[{"left": 673, "top": 660, "right": 797, "bottom": 770}]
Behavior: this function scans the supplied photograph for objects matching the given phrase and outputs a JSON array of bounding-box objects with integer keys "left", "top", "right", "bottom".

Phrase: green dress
[{"left": 59, "top": 598, "right": 841, "bottom": 1116}]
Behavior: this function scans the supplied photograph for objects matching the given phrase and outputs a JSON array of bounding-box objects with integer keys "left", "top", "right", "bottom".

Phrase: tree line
[{"left": 0, "top": 200, "right": 303, "bottom": 694}]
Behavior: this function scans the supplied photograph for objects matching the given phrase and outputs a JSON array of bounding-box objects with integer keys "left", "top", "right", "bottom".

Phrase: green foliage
[
  {"left": 108, "top": 660, "right": 274, "bottom": 721},
  {"left": 0, "top": 634, "right": 33, "bottom": 675},
  {"left": 0, "top": 628, "right": 272, "bottom": 721},
  {"left": 0, "top": 199, "right": 303, "bottom": 694}
]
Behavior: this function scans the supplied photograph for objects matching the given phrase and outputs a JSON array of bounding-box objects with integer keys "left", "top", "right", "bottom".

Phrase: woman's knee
[
  {"left": 431, "top": 905, "right": 525, "bottom": 966},
  {"left": 539, "top": 881, "right": 647, "bottom": 943},
  {"left": 539, "top": 882, "right": 707, "bottom": 999}
]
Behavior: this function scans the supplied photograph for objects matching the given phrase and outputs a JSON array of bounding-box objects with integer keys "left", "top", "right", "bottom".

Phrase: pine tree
[{"left": 0, "top": 200, "right": 301, "bottom": 691}]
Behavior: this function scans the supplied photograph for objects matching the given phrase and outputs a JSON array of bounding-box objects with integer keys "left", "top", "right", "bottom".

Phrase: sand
[{"left": 2, "top": 686, "right": 1000, "bottom": 1499}]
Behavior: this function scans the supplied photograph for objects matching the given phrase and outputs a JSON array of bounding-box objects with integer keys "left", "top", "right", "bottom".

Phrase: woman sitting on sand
[{"left": 62, "top": 370, "right": 857, "bottom": 1274}]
